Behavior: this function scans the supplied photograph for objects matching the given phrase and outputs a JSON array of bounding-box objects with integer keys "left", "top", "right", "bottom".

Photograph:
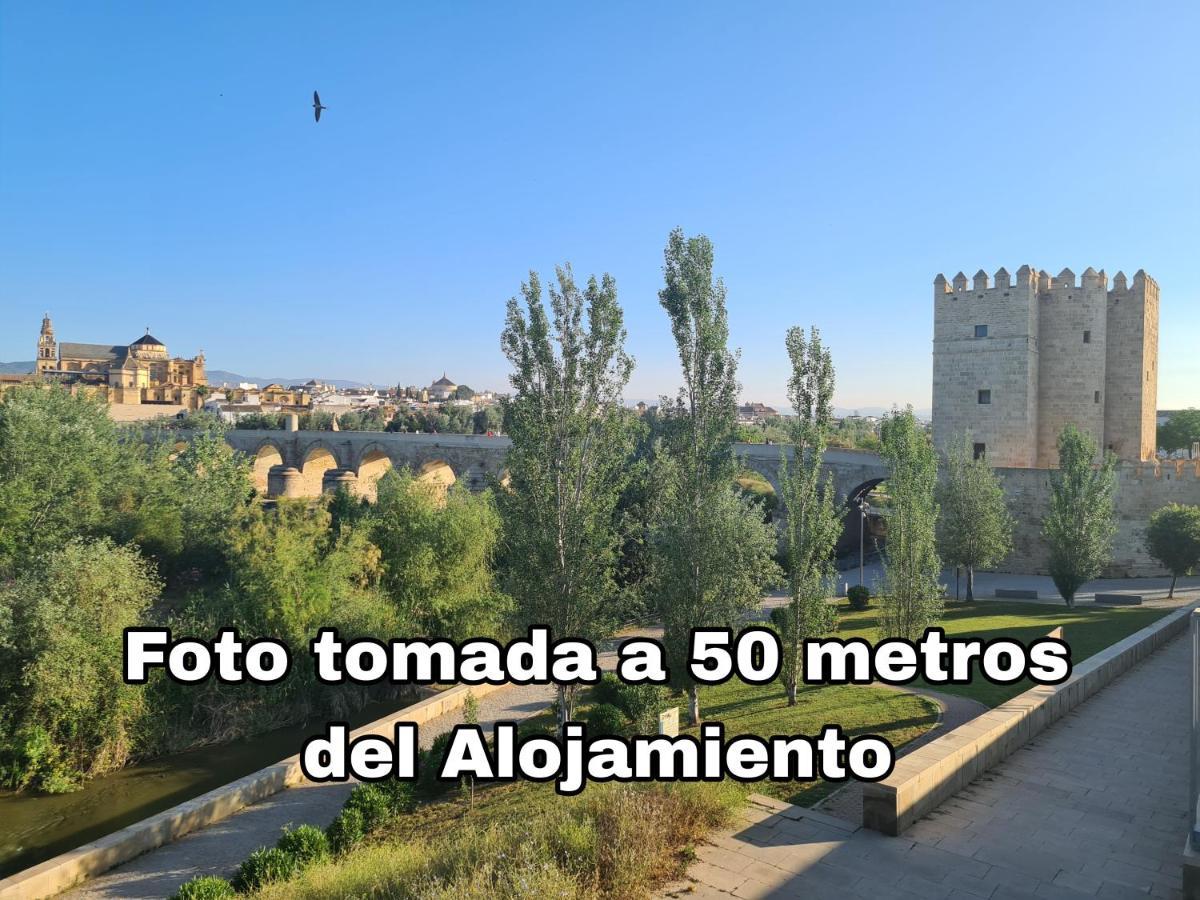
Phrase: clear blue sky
[{"left": 2, "top": 2, "right": 1198, "bottom": 410}]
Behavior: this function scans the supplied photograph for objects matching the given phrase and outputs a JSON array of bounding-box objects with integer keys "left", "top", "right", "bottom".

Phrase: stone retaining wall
[
  {"left": 862, "top": 605, "right": 1194, "bottom": 836},
  {"left": 0, "top": 681, "right": 504, "bottom": 900}
]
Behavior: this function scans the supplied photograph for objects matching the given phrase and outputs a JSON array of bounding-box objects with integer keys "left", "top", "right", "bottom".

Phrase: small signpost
[{"left": 658, "top": 706, "right": 680, "bottom": 737}]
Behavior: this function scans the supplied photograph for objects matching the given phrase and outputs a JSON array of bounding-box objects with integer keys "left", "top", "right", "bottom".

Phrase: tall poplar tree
[
  {"left": 497, "top": 266, "right": 635, "bottom": 724},
  {"left": 1043, "top": 425, "right": 1117, "bottom": 606},
  {"left": 937, "top": 432, "right": 1013, "bottom": 601},
  {"left": 879, "top": 407, "right": 943, "bottom": 640},
  {"left": 775, "top": 327, "right": 840, "bottom": 706},
  {"left": 650, "top": 229, "right": 780, "bottom": 724}
]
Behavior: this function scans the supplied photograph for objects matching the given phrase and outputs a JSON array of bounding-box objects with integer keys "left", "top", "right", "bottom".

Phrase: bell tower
[{"left": 35, "top": 313, "right": 57, "bottom": 376}]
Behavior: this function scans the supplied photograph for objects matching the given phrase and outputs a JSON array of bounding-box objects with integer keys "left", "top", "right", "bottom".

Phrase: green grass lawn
[
  {"left": 829, "top": 599, "right": 1172, "bottom": 707},
  {"left": 689, "top": 678, "right": 937, "bottom": 806}
]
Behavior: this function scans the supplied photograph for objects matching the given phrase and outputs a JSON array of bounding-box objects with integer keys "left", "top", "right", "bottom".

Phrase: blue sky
[{"left": 2, "top": 2, "right": 1198, "bottom": 409}]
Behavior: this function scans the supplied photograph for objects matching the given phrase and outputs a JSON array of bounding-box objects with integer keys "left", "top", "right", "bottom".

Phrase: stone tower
[
  {"left": 35, "top": 313, "right": 57, "bottom": 376},
  {"left": 932, "top": 267, "right": 1158, "bottom": 468}
]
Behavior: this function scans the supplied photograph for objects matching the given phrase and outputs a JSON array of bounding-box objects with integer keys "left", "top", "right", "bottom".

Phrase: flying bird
[{"left": 313, "top": 91, "right": 327, "bottom": 122}]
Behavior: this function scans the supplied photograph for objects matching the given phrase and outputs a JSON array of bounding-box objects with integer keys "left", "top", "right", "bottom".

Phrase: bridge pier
[
  {"left": 322, "top": 468, "right": 359, "bottom": 494},
  {"left": 266, "top": 465, "right": 303, "bottom": 499}
]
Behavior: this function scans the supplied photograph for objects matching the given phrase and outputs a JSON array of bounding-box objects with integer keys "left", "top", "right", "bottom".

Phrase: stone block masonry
[{"left": 932, "top": 266, "right": 1158, "bottom": 468}]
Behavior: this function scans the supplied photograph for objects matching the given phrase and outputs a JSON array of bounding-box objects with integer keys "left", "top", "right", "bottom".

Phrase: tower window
[
  {"left": 974, "top": 324, "right": 988, "bottom": 338},
  {"left": 973, "top": 443, "right": 986, "bottom": 460},
  {"left": 1094, "top": 390, "right": 1101, "bottom": 403},
  {"left": 1083, "top": 330, "right": 1091, "bottom": 343},
  {"left": 978, "top": 389, "right": 991, "bottom": 405}
]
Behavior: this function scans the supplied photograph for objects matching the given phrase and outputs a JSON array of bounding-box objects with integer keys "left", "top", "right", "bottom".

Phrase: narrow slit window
[
  {"left": 1083, "top": 330, "right": 1091, "bottom": 343},
  {"left": 1094, "top": 390, "right": 1101, "bottom": 403}
]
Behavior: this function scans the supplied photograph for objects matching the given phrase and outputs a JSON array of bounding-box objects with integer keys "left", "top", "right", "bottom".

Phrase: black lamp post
[{"left": 856, "top": 497, "right": 870, "bottom": 587}]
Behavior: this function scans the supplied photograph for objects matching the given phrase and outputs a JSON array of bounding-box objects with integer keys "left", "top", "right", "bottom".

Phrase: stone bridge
[
  {"left": 211, "top": 430, "right": 513, "bottom": 500},
  {"left": 204, "top": 430, "right": 894, "bottom": 507},
  {"left": 733, "top": 443, "right": 889, "bottom": 501},
  {"left": 166, "top": 430, "right": 1200, "bottom": 576}
]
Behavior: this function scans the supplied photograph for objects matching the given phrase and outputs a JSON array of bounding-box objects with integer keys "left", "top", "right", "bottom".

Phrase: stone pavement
[
  {"left": 665, "top": 634, "right": 1190, "bottom": 899},
  {"left": 815, "top": 686, "right": 988, "bottom": 825}
]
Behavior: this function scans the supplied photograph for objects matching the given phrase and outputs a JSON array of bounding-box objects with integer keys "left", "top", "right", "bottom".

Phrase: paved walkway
[{"left": 666, "top": 634, "right": 1190, "bottom": 900}]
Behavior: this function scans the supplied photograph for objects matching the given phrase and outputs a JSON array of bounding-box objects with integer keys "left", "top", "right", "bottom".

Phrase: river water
[{"left": 0, "top": 696, "right": 414, "bottom": 879}]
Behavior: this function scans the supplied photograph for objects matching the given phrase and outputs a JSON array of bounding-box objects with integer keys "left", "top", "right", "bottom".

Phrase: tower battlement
[{"left": 932, "top": 265, "right": 1158, "bottom": 468}]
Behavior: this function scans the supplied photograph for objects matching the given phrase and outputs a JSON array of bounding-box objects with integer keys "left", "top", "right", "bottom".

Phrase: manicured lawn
[
  {"left": 690, "top": 678, "right": 937, "bottom": 806},
  {"left": 829, "top": 600, "right": 1172, "bottom": 707}
]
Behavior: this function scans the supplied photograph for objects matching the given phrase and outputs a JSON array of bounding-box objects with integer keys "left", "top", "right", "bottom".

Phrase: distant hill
[
  {"left": 0, "top": 360, "right": 34, "bottom": 374},
  {"left": 205, "top": 370, "right": 371, "bottom": 390}
]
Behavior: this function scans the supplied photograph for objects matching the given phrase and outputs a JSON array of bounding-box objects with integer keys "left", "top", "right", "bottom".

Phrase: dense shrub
[
  {"left": 231, "top": 846, "right": 299, "bottom": 892},
  {"left": 167, "top": 875, "right": 236, "bottom": 900},
  {"left": 276, "top": 824, "right": 330, "bottom": 866},
  {"left": 344, "top": 783, "right": 393, "bottom": 832},
  {"left": 378, "top": 777, "right": 418, "bottom": 815},
  {"left": 589, "top": 672, "right": 624, "bottom": 709},
  {"left": 614, "top": 682, "right": 669, "bottom": 733},
  {"left": 325, "top": 805, "right": 367, "bottom": 855},
  {"left": 587, "top": 674, "right": 669, "bottom": 733},
  {"left": 0, "top": 539, "right": 160, "bottom": 791},
  {"left": 585, "top": 703, "right": 627, "bottom": 736},
  {"left": 847, "top": 585, "right": 871, "bottom": 610}
]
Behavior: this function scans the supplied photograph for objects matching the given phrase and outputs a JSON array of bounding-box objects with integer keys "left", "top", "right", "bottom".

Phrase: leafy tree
[
  {"left": 0, "top": 539, "right": 160, "bottom": 791},
  {"left": 368, "top": 469, "right": 510, "bottom": 639},
  {"left": 1145, "top": 504, "right": 1200, "bottom": 598},
  {"left": 878, "top": 407, "right": 942, "bottom": 639},
  {"left": 234, "top": 412, "right": 285, "bottom": 430},
  {"left": 472, "top": 405, "right": 502, "bottom": 434},
  {"left": 1158, "top": 409, "right": 1200, "bottom": 455},
  {"left": 775, "top": 326, "right": 840, "bottom": 705},
  {"left": 0, "top": 385, "right": 133, "bottom": 577},
  {"left": 1043, "top": 425, "right": 1118, "bottom": 606},
  {"left": 649, "top": 229, "right": 781, "bottom": 724},
  {"left": 455, "top": 385, "right": 476, "bottom": 401},
  {"left": 117, "top": 433, "right": 254, "bottom": 582},
  {"left": 496, "top": 264, "right": 635, "bottom": 725},
  {"left": 226, "top": 501, "right": 382, "bottom": 642},
  {"left": 937, "top": 432, "right": 1013, "bottom": 601}
]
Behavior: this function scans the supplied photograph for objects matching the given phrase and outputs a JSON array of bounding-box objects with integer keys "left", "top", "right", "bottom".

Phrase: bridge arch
[
  {"left": 251, "top": 441, "right": 285, "bottom": 495},
  {"left": 416, "top": 459, "right": 457, "bottom": 495},
  {"left": 356, "top": 447, "right": 394, "bottom": 501},
  {"left": 299, "top": 444, "right": 340, "bottom": 497}
]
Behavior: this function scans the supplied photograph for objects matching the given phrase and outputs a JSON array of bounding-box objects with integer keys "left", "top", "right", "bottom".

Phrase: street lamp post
[{"left": 857, "top": 497, "right": 870, "bottom": 587}]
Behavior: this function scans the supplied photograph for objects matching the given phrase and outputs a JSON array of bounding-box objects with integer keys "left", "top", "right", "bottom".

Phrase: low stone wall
[
  {"left": 0, "top": 681, "right": 504, "bottom": 900},
  {"left": 862, "top": 605, "right": 1193, "bottom": 836}
]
